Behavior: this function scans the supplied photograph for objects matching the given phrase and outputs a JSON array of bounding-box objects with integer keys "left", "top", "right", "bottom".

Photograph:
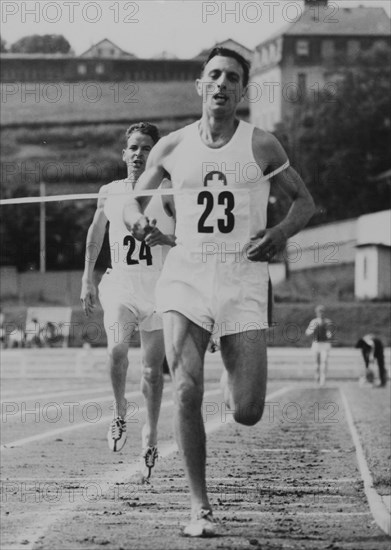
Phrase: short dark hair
[
  {"left": 202, "top": 47, "right": 250, "bottom": 87},
  {"left": 125, "top": 122, "right": 160, "bottom": 145}
]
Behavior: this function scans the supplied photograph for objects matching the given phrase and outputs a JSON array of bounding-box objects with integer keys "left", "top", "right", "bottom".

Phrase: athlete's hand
[
  {"left": 80, "top": 280, "right": 97, "bottom": 317},
  {"left": 245, "top": 226, "right": 287, "bottom": 262},
  {"left": 130, "top": 215, "right": 154, "bottom": 242},
  {"left": 144, "top": 219, "right": 164, "bottom": 247}
]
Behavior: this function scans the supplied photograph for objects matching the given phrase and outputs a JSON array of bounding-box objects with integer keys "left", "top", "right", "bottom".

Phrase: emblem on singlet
[
  {"left": 203, "top": 171, "right": 227, "bottom": 187},
  {"left": 198, "top": 171, "right": 235, "bottom": 234}
]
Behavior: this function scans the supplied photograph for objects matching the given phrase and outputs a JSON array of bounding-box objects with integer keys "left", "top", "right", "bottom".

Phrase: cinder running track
[{"left": 1, "top": 348, "right": 390, "bottom": 550}]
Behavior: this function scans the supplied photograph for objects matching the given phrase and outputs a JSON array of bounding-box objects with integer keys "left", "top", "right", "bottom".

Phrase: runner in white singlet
[
  {"left": 123, "top": 49, "right": 315, "bottom": 536},
  {"left": 305, "top": 305, "right": 334, "bottom": 386},
  {"left": 80, "top": 123, "right": 175, "bottom": 480}
]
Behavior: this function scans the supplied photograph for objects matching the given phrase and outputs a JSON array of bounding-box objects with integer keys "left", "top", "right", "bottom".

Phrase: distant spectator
[
  {"left": 305, "top": 305, "right": 334, "bottom": 386},
  {"left": 355, "top": 334, "right": 387, "bottom": 388},
  {"left": 25, "top": 317, "right": 43, "bottom": 348},
  {"left": 41, "top": 321, "right": 63, "bottom": 347},
  {"left": 8, "top": 326, "right": 25, "bottom": 348}
]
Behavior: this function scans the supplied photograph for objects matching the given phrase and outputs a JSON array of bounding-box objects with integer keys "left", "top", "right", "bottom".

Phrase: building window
[
  {"left": 361, "top": 38, "right": 372, "bottom": 50},
  {"left": 269, "top": 43, "right": 275, "bottom": 62},
  {"left": 347, "top": 40, "right": 360, "bottom": 58},
  {"left": 110, "top": 49, "right": 115, "bottom": 56},
  {"left": 77, "top": 63, "right": 87, "bottom": 75},
  {"left": 95, "top": 63, "right": 105, "bottom": 75},
  {"left": 97, "top": 48, "right": 102, "bottom": 56},
  {"left": 335, "top": 39, "right": 346, "bottom": 54},
  {"left": 296, "top": 40, "right": 309, "bottom": 56},
  {"left": 322, "top": 39, "right": 334, "bottom": 59}
]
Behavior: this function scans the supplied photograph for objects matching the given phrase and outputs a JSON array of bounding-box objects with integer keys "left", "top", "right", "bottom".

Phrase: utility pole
[{"left": 40, "top": 182, "right": 46, "bottom": 273}]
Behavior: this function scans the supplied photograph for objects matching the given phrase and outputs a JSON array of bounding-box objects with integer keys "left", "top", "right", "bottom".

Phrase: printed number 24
[
  {"left": 198, "top": 190, "right": 235, "bottom": 233},
  {"left": 123, "top": 236, "right": 152, "bottom": 265}
]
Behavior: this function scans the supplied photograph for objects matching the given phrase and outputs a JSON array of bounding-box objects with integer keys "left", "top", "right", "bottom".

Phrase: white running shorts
[
  {"left": 99, "top": 268, "right": 162, "bottom": 332},
  {"left": 156, "top": 246, "right": 271, "bottom": 338}
]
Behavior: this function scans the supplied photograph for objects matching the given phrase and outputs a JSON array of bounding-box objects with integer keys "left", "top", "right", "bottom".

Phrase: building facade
[
  {"left": 250, "top": 0, "right": 391, "bottom": 130},
  {"left": 0, "top": 38, "right": 251, "bottom": 83},
  {"left": 355, "top": 211, "right": 391, "bottom": 300},
  {"left": 0, "top": 54, "right": 203, "bottom": 82}
]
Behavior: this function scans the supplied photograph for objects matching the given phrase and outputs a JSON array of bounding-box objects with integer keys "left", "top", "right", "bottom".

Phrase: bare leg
[
  {"left": 103, "top": 305, "right": 137, "bottom": 419},
  {"left": 315, "top": 352, "right": 321, "bottom": 384},
  {"left": 139, "top": 329, "right": 165, "bottom": 448},
  {"left": 319, "top": 350, "right": 328, "bottom": 386},
  {"left": 163, "top": 311, "right": 211, "bottom": 516},
  {"left": 220, "top": 329, "right": 268, "bottom": 425}
]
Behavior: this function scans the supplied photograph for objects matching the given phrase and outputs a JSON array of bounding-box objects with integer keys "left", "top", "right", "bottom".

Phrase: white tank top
[
  {"left": 164, "top": 120, "right": 270, "bottom": 254},
  {"left": 103, "top": 179, "right": 174, "bottom": 272}
]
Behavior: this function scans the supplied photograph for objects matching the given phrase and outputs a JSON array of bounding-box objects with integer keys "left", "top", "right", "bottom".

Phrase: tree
[
  {"left": 279, "top": 43, "right": 391, "bottom": 224},
  {"left": 0, "top": 184, "right": 97, "bottom": 271},
  {"left": 0, "top": 36, "right": 7, "bottom": 52},
  {"left": 10, "top": 34, "right": 71, "bottom": 54}
]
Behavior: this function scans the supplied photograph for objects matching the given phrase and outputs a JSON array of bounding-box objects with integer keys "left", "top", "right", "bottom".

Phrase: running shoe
[
  {"left": 141, "top": 445, "right": 158, "bottom": 479},
  {"left": 183, "top": 509, "right": 216, "bottom": 537},
  {"left": 107, "top": 416, "right": 127, "bottom": 452}
]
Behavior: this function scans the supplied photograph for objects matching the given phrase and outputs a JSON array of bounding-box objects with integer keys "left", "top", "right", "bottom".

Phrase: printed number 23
[
  {"left": 123, "top": 236, "right": 152, "bottom": 265},
  {"left": 198, "top": 190, "right": 235, "bottom": 233}
]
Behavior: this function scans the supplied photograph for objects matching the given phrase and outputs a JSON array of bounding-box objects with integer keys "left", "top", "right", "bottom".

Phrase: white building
[
  {"left": 250, "top": 0, "right": 390, "bottom": 131},
  {"left": 355, "top": 211, "right": 391, "bottom": 300}
]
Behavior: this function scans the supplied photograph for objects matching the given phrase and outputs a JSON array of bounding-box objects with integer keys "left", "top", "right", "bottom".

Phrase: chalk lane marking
[
  {"left": 340, "top": 387, "right": 391, "bottom": 535},
  {"left": 0, "top": 387, "right": 174, "bottom": 450}
]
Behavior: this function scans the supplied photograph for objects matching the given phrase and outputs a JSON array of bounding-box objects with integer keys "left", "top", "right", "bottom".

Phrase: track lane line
[
  {"left": 0, "top": 385, "right": 116, "bottom": 403},
  {"left": 0, "top": 386, "right": 221, "bottom": 450},
  {"left": 0, "top": 387, "right": 173, "bottom": 450},
  {"left": 340, "top": 387, "right": 391, "bottom": 535}
]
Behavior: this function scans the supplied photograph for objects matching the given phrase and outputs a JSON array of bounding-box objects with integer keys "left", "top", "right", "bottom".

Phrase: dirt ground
[{"left": 1, "top": 349, "right": 390, "bottom": 549}]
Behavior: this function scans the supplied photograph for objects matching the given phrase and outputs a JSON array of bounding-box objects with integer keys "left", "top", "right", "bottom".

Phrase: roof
[
  {"left": 194, "top": 39, "right": 253, "bottom": 61},
  {"left": 0, "top": 53, "right": 74, "bottom": 60},
  {"left": 256, "top": 6, "right": 390, "bottom": 50},
  {"left": 79, "top": 38, "right": 135, "bottom": 58},
  {"left": 286, "top": 7, "right": 390, "bottom": 36},
  {"left": 287, "top": 218, "right": 357, "bottom": 250},
  {"left": 369, "top": 168, "right": 391, "bottom": 183},
  {"left": 356, "top": 210, "right": 391, "bottom": 247}
]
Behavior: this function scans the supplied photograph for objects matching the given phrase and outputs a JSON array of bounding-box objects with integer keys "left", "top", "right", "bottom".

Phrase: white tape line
[
  {"left": 340, "top": 388, "right": 391, "bottom": 535},
  {"left": 0, "top": 161, "right": 290, "bottom": 206}
]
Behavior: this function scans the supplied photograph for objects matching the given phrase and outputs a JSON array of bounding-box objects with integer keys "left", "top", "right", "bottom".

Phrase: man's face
[
  {"left": 122, "top": 132, "right": 155, "bottom": 177},
  {"left": 316, "top": 308, "right": 325, "bottom": 319},
  {"left": 196, "top": 55, "right": 246, "bottom": 115}
]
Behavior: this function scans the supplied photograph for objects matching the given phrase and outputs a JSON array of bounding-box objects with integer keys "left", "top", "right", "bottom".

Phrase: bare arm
[
  {"left": 80, "top": 187, "right": 108, "bottom": 316},
  {"left": 305, "top": 319, "right": 317, "bottom": 336},
  {"left": 247, "top": 130, "right": 315, "bottom": 261},
  {"left": 161, "top": 176, "right": 176, "bottom": 222},
  {"left": 144, "top": 176, "right": 177, "bottom": 247},
  {"left": 144, "top": 220, "right": 177, "bottom": 248},
  {"left": 123, "top": 139, "right": 170, "bottom": 239}
]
